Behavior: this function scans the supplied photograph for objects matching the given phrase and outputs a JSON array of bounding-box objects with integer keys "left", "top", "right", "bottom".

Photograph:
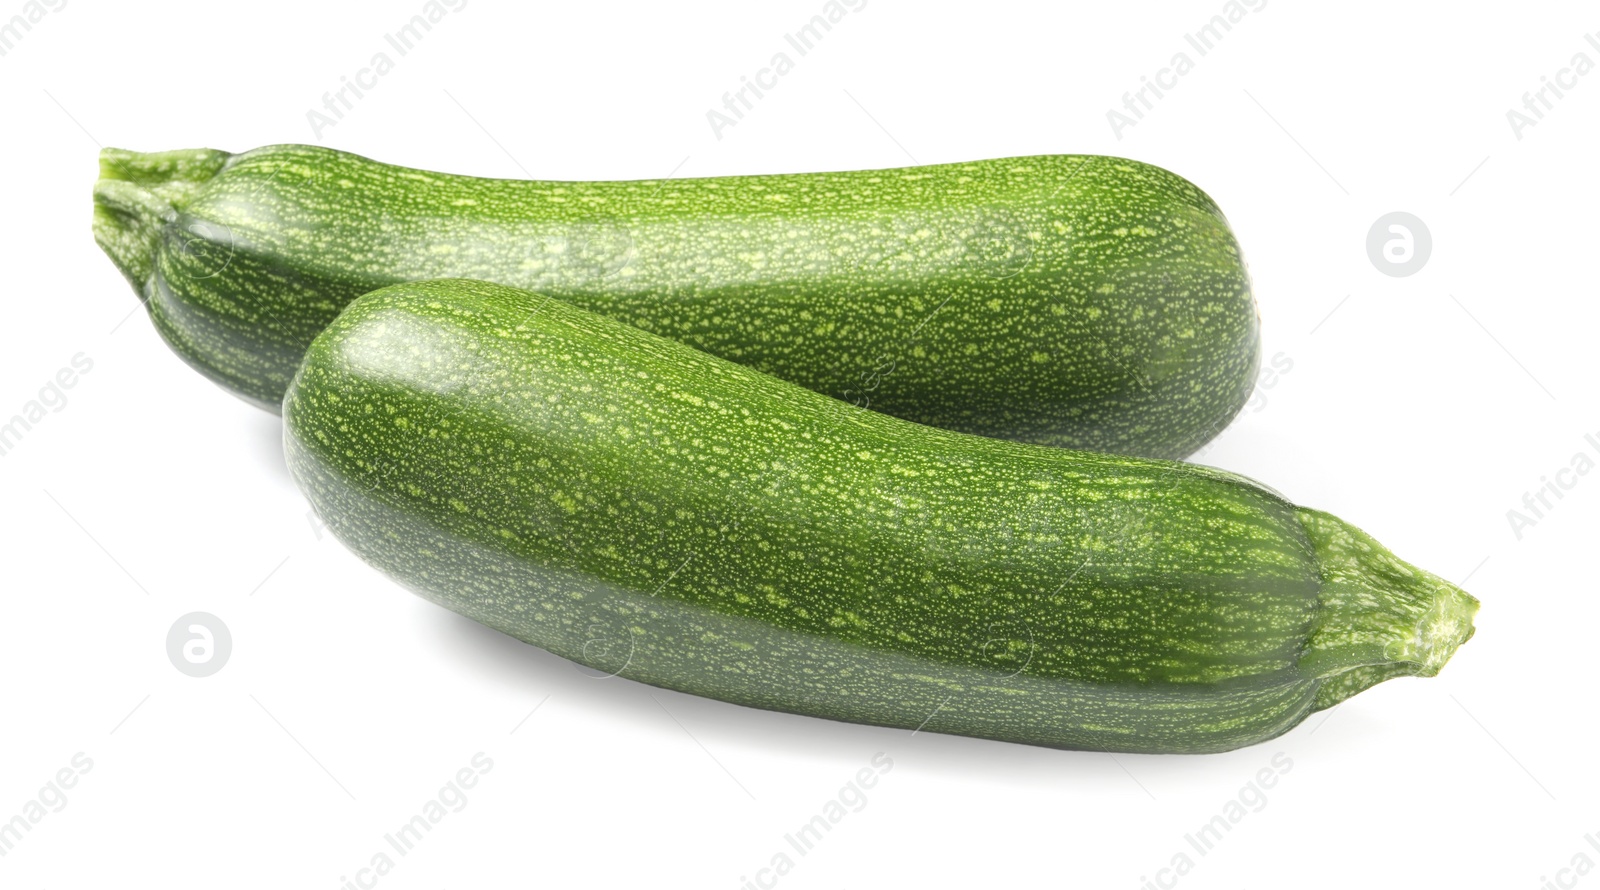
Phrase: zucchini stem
[
  {"left": 1295, "top": 507, "right": 1479, "bottom": 710},
  {"left": 92, "top": 147, "right": 231, "bottom": 292}
]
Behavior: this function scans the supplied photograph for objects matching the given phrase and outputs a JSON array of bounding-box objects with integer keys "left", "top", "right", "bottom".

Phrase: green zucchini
[
  {"left": 96, "top": 144, "right": 1260, "bottom": 458},
  {"left": 284, "top": 279, "right": 1476, "bottom": 754}
]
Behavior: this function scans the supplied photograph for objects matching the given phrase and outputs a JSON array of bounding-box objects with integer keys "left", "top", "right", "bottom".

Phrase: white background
[{"left": 2, "top": 1, "right": 1595, "bottom": 886}]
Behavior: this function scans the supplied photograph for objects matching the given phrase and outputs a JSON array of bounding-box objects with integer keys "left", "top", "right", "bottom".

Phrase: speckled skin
[
  {"left": 96, "top": 145, "right": 1261, "bottom": 458},
  {"left": 284, "top": 280, "right": 1476, "bottom": 754}
]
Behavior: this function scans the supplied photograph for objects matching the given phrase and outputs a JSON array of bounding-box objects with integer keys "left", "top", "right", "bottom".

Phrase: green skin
[
  {"left": 96, "top": 145, "right": 1260, "bottom": 458},
  {"left": 284, "top": 280, "right": 1477, "bottom": 754}
]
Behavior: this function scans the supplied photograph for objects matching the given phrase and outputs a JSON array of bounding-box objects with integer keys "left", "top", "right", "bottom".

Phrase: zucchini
[
  {"left": 284, "top": 279, "right": 1476, "bottom": 754},
  {"left": 96, "top": 144, "right": 1260, "bottom": 458}
]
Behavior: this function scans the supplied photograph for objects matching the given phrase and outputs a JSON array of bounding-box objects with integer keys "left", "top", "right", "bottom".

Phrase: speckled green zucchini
[
  {"left": 284, "top": 279, "right": 1476, "bottom": 754},
  {"left": 96, "top": 144, "right": 1260, "bottom": 458}
]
